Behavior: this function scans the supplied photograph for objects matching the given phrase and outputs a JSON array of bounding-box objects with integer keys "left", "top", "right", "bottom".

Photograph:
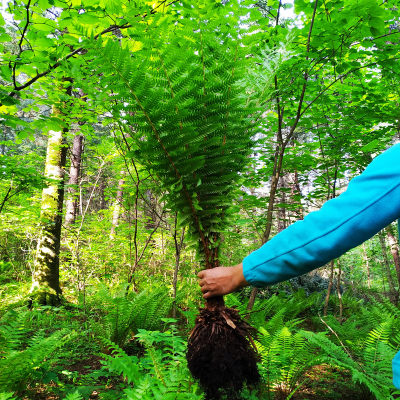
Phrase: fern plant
[
  {"left": 302, "top": 318, "right": 398, "bottom": 400},
  {"left": 87, "top": 1, "right": 266, "bottom": 397},
  {"left": 0, "top": 394, "right": 16, "bottom": 400},
  {"left": 63, "top": 391, "right": 84, "bottom": 400},
  {"left": 255, "top": 313, "right": 320, "bottom": 397},
  {"left": 90, "top": 285, "right": 173, "bottom": 347},
  {"left": 90, "top": 0, "right": 262, "bottom": 268},
  {"left": 102, "top": 326, "right": 204, "bottom": 400},
  {"left": 0, "top": 326, "right": 70, "bottom": 392}
]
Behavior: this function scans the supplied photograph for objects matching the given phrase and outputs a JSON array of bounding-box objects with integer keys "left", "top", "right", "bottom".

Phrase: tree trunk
[
  {"left": 336, "top": 259, "right": 343, "bottom": 323},
  {"left": 110, "top": 172, "right": 125, "bottom": 239},
  {"left": 362, "top": 243, "right": 371, "bottom": 289},
  {"left": 277, "top": 175, "right": 287, "bottom": 232},
  {"left": 247, "top": 138, "right": 286, "bottom": 311},
  {"left": 30, "top": 115, "right": 68, "bottom": 305},
  {"left": 323, "top": 260, "right": 335, "bottom": 316},
  {"left": 65, "top": 133, "right": 84, "bottom": 225},
  {"left": 378, "top": 230, "right": 396, "bottom": 300},
  {"left": 172, "top": 217, "right": 185, "bottom": 318},
  {"left": 291, "top": 170, "right": 304, "bottom": 221},
  {"left": 386, "top": 224, "right": 400, "bottom": 290},
  {"left": 98, "top": 177, "right": 107, "bottom": 210}
]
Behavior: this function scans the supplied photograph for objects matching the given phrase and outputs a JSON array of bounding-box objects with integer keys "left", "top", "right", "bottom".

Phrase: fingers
[
  {"left": 198, "top": 270, "right": 215, "bottom": 298},
  {"left": 197, "top": 268, "right": 227, "bottom": 299},
  {"left": 202, "top": 287, "right": 215, "bottom": 299}
]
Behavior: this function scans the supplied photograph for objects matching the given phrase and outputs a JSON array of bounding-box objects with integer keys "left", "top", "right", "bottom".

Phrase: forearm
[{"left": 243, "top": 144, "right": 400, "bottom": 287}]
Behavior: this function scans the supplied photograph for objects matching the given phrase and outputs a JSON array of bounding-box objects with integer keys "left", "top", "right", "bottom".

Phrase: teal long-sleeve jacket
[{"left": 241, "top": 143, "right": 400, "bottom": 388}]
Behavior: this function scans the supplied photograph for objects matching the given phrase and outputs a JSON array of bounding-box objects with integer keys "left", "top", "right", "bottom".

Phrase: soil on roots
[{"left": 187, "top": 297, "right": 260, "bottom": 400}]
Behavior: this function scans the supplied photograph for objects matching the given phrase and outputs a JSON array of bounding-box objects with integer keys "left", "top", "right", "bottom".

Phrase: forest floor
[
  {"left": 1, "top": 283, "right": 395, "bottom": 400},
  {"left": 18, "top": 327, "right": 371, "bottom": 400},
  {"left": 21, "top": 361, "right": 370, "bottom": 400}
]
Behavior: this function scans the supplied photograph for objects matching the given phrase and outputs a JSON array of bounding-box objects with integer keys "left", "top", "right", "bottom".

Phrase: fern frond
[
  {"left": 63, "top": 391, "right": 84, "bottom": 400},
  {"left": 0, "top": 329, "right": 69, "bottom": 392},
  {"left": 90, "top": 1, "right": 262, "bottom": 266}
]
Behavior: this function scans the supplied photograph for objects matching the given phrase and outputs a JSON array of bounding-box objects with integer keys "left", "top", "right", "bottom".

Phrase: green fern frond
[
  {"left": 102, "top": 329, "right": 203, "bottom": 400},
  {"left": 63, "top": 391, "right": 84, "bottom": 400},
  {"left": 0, "top": 329, "right": 69, "bottom": 392},
  {"left": 0, "top": 394, "right": 16, "bottom": 400},
  {"left": 302, "top": 328, "right": 395, "bottom": 400},
  {"left": 98, "top": 286, "right": 173, "bottom": 347},
  {"left": 89, "top": 1, "right": 263, "bottom": 266}
]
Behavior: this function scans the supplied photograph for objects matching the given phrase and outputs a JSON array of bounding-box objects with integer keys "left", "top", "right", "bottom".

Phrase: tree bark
[
  {"left": 323, "top": 260, "right": 335, "bottom": 316},
  {"left": 30, "top": 116, "right": 68, "bottom": 305},
  {"left": 65, "top": 133, "right": 84, "bottom": 225},
  {"left": 362, "top": 243, "right": 371, "bottom": 289},
  {"left": 30, "top": 78, "right": 73, "bottom": 305},
  {"left": 172, "top": 216, "right": 185, "bottom": 318},
  {"left": 277, "top": 175, "right": 288, "bottom": 233},
  {"left": 378, "top": 230, "right": 396, "bottom": 300},
  {"left": 386, "top": 224, "right": 400, "bottom": 289},
  {"left": 110, "top": 172, "right": 125, "bottom": 239},
  {"left": 98, "top": 177, "right": 107, "bottom": 210},
  {"left": 336, "top": 259, "right": 343, "bottom": 323}
]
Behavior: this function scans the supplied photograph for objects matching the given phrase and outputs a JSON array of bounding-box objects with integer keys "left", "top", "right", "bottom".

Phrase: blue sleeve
[{"left": 242, "top": 143, "right": 400, "bottom": 287}]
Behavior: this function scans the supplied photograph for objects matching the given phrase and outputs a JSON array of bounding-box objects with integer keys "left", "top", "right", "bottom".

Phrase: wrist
[{"left": 232, "top": 263, "right": 248, "bottom": 289}]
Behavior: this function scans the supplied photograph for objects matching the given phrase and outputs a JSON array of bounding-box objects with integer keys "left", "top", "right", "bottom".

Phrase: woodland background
[{"left": 1, "top": 0, "right": 400, "bottom": 398}]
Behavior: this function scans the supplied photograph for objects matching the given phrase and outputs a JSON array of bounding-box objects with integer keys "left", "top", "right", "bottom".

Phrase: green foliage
[
  {"left": 63, "top": 391, "right": 84, "bottom": 400},
  {"left": 90, "top": 1, "right": 265, "bottom": 264},
  {"left": 0, "top": 318, "right": 70, "bottom": 392},
  {"left": 257, "top": 316, "right": 318, "bottom": 396},
  {"left": 1, "top": 0, "right": 400, "bottom": 398},
  {"left": 0, "top": 394, "right": 16, "bottom": 400},
  {"left": 102, "top": 325, "right": 204, "bottom": 400},
  {"left": 89, "top": 284, "right": 173, "bottom": 347},
  {"left": 302, "top": 326, "right": 395, "bottom": 400}
]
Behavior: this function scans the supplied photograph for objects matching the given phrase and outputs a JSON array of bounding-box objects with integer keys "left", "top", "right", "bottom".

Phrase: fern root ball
[{"left": 187, "top": 297, "right": 260, "bottom": 400}]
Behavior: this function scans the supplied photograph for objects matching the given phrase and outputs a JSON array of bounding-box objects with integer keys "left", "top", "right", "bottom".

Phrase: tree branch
[
  {"left": 6, "top": 0, "right": 179, "bottom": 99},
  {"left": 285, "top": 0, "right": 319, "bottom": 144}
]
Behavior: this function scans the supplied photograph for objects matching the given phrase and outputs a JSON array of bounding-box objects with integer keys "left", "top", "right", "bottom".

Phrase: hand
[{"left": 197, "top": 263, "right": 249, "bottom": 299}]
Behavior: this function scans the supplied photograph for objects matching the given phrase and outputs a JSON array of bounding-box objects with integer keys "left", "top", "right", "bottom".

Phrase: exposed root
[{"left": 187, "top": 297, "right": 260, "bottom": 400}]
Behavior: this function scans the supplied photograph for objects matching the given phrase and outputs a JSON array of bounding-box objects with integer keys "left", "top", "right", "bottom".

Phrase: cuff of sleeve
[
  {"left": 393, "top": 351, "right": 400, "bottom": 389},
  {"left": 243, "top": 255, "right": 265, "bottom": 288}
]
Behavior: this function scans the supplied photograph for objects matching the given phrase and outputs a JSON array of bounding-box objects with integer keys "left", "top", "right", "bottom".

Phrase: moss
[{"left": 31, "top": 116, "right": 68, "bottom": 304}]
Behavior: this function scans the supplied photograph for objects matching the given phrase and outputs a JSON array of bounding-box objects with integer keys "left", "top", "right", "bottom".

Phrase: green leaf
[
  {"left": 0, "top": 33, "right": 11, "bottom": 43},
  {"left": 361, "top": 139, "right": 381, "bottom": 153}
]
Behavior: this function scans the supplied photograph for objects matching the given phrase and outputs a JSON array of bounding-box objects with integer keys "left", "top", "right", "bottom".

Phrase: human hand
[{"left": 197, "top": 263, "right": 249, "bottom": 299}]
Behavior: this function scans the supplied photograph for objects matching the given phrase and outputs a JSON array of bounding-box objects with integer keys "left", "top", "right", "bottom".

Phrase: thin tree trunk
[
  {"left": 362, "top": 243, "right": 371, "bottom": 289},
  {"left": 110, "top": 172, "right": 125, "bottom": 239},
  {"left": 291, "top": 170, "right": 304, "bottom": 221},
  {"left": 378, "top": 230, "right": 396, "bottom": 299},
  {"left": 246, "top": 0, "right": 318, "bottom": 311},
  {"left": 172, "top": 215, "right": 185, "bottom": 318},
  {"left": 98, "top": 177, "right": 107, "bottom": 210},
  {"left": 65, "top": 134, "right": 84, "bottom": 225},
  {"left": 247, "top": 136, "right": 286, "bottom": 311},
  {"left": 386, "top": 224, "right": 400, "bottom": 290},
  {"left": 30, "top": 110, "right": 68, "bottom": 305},
  {"left": 324, "top": 260, "right": 335, "bottom": 316},
  {"left": 336, "top": 259, "right": 343, "bottom": 323},
  {"left": 277, "top": 175, "right": 287, "bottom": 232}
]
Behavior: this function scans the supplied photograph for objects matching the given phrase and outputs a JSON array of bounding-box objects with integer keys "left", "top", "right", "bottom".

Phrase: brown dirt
[
  {"left": 276, "top": 364, "right": 374, "bottom": 400},
  {"left": 66, "top": 355, "right": 103, "bottom": 375},
  {"left": 187, "top": 298, "right": 260, "bottom": 400}
]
